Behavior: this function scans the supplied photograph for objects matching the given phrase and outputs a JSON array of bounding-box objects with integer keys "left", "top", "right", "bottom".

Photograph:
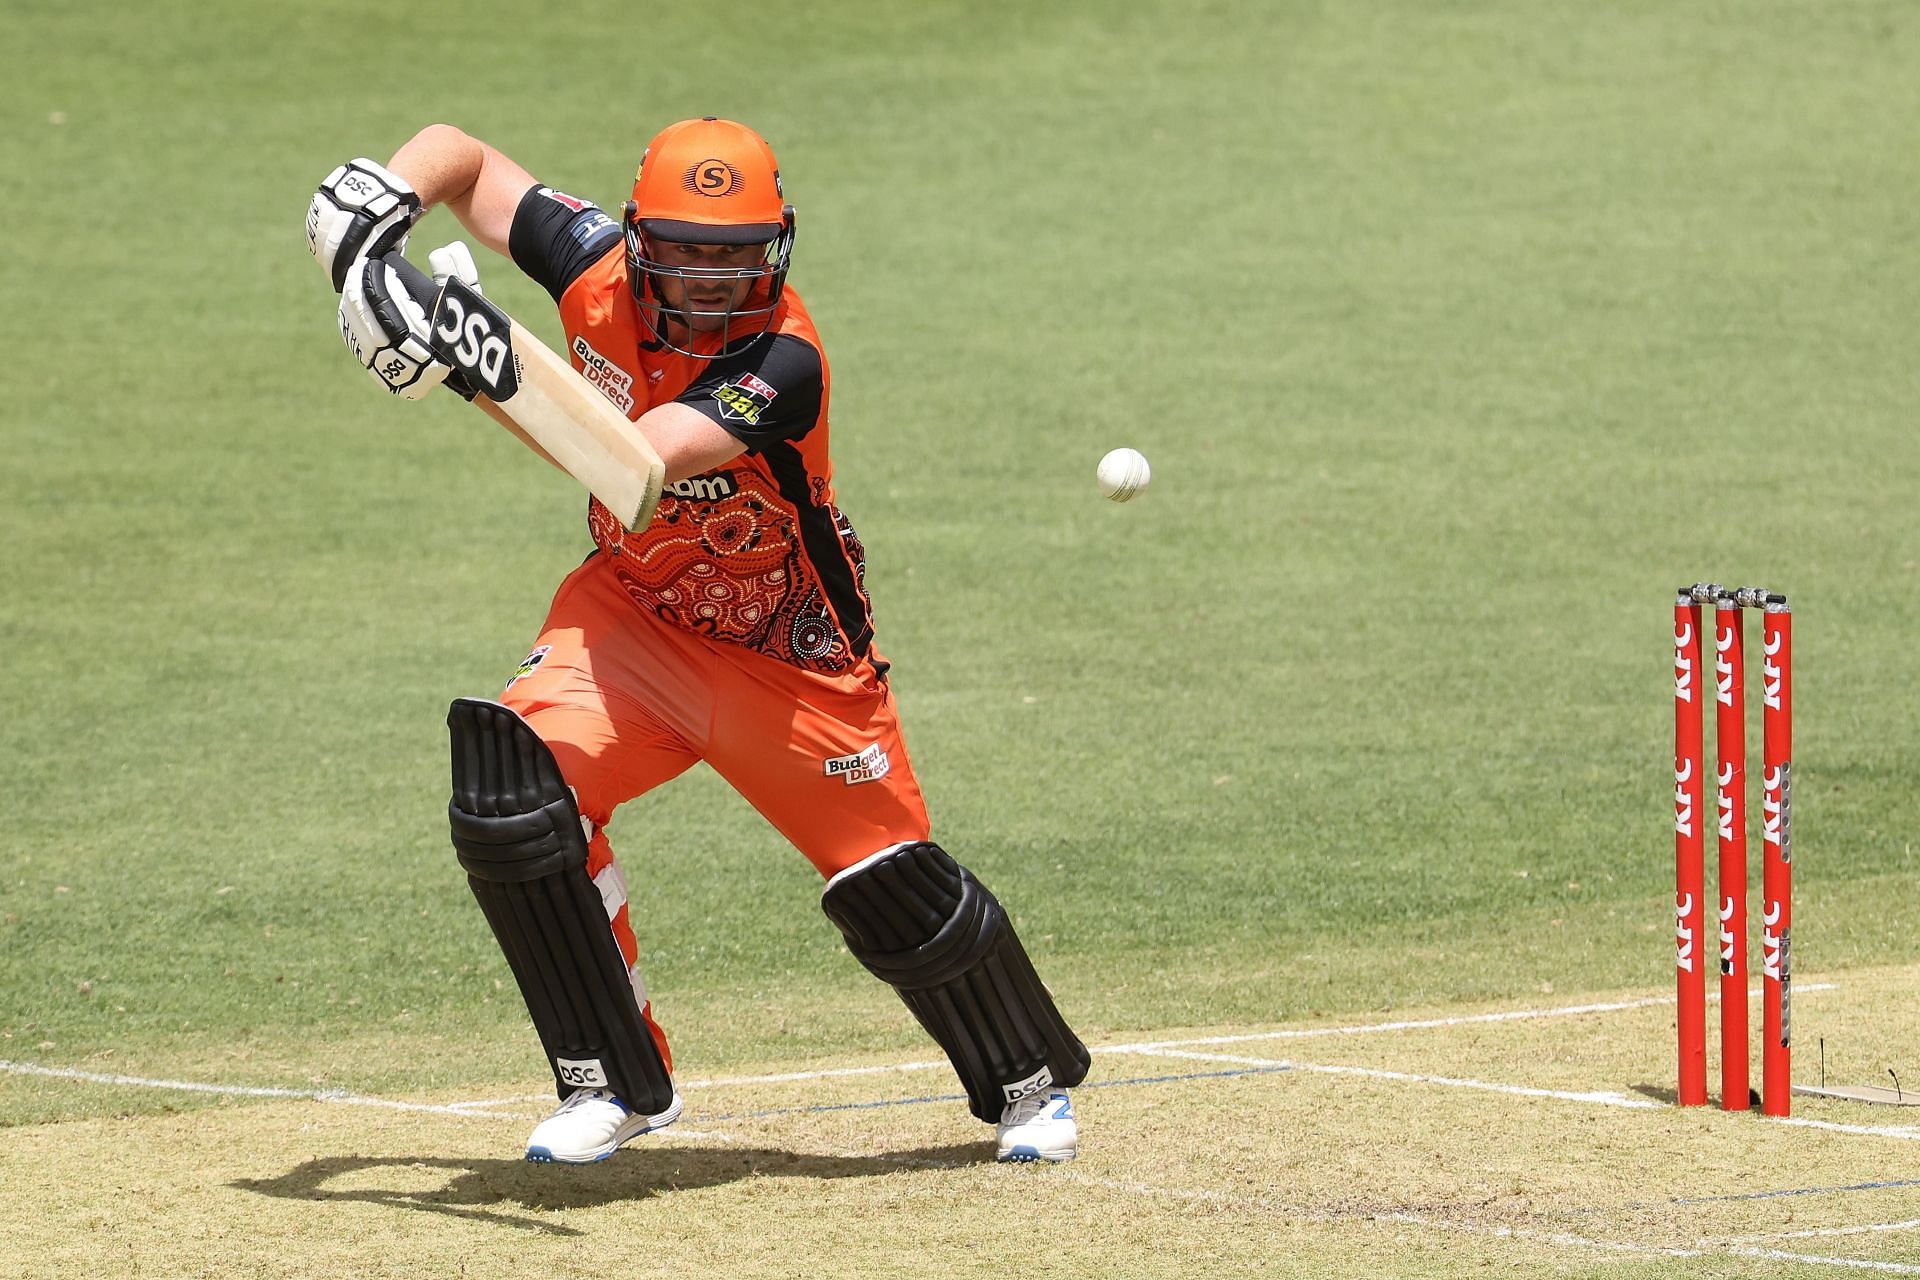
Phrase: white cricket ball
[{"left": 1096, "top": 447, "right": 1151, "bottom": 502}]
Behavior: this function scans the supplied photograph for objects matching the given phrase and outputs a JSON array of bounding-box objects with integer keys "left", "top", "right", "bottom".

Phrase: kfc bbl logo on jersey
[
  {"left": 505, "top": 645, "right": 551, "bottom": 692},
  {"left": 712, "top": 372, "right": 777, "bottom": 425}
]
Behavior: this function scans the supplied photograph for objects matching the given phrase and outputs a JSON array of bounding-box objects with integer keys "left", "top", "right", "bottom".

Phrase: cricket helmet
[{"left": 623, "top": 117, "right": 796, "bottom": 358}]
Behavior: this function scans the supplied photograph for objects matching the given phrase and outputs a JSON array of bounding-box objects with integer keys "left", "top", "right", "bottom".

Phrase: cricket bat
[{"left": 381, "top": 250, "right": 665, "bottom": 531}]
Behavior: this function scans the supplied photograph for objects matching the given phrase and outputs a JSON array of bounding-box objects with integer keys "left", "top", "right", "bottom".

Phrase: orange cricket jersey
[
  {"left": 537, "top": 230, "right": 876, "bottom": 675},
  {"left": 503, "top": 184, "right": 931, "bottom": 870}
]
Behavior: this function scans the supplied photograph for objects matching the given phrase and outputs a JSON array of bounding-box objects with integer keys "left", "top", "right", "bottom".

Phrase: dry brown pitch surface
[{"left": 6, "top": 966, "right": 1919, "bottom": 1278}]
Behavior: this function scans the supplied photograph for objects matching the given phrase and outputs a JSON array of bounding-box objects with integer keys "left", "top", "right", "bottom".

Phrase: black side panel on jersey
[
  {"left": 446, "top": 698, "right": 675, "bottom": 1113},
  {"left": 508, "top": 184, "right": 623, "bottom": 302},
  {"left": 760, "top": 440, "right": 873, "bottom": 660},
  {"left": 821, "top": 842, "right": 1091, "bottom": 1123},
  {"left": 676, "top": 332, "right": 825, "bottom": 448}
]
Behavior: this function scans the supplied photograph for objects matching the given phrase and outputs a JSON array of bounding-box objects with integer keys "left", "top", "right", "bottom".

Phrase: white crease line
[
  {"left": 1778, "top": 1117, "right": 1920, "bottom": 1141},
  {"left": 473, "top": 1060, "right": 961, "bottom": 1103},
  {"left": 12, "top": 1053, "right": 1917, "bottom": 1271},
  {"left": 655, "top": 985, "right": 1854, "bottom": 1094},
  {"left": 0, "top": 983, "right": 1851, "bottom": 1122},
  {"left": 1123, "top": 1046, "right": 1920, "bottom": 1134},
  {"left": 1728, "top": 1248, "right": 1920, "bottom": 1274},
  {"left": 1125, "top": 1047, "right": 1662, "bottom": 1109},
  {"left": 1, "top": 1060, "right": 745, "bottom": 1144},
  {"left": 1103, "top": 983, "right": 1839, "bottom": 1054},
  {"left": 1723, "top": 1219, "right": 1920, "bottom": 1244},
  {"left": 0, "top": 1060, "right": 530, "bottom": 1120},
  {"left": 681, "top": 1060, "right": 950, "bottom": 1089}
]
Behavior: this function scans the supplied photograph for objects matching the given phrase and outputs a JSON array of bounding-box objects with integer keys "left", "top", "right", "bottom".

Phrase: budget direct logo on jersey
[
  {"left": 572, "top": 337, "right": 636, "bottom": 414},
  {"left": 713, "top": 372, "right": 777, "bottom": 425},
  {"left": 824, "top": 743, "right": 890, "bottom": 786}
]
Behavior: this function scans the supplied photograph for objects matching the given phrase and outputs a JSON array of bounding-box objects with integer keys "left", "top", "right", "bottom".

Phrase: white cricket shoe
[
  {"left": 996, "top": 1088, "right": 1077, "bottom": 1163},
  {"left": 525, "top": 1087, "right": 683, "bottom": 1164}
]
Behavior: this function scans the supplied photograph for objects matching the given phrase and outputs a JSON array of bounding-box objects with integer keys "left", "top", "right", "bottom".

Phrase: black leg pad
[
  {"left": 821, "top": 841, "right": 1090, "bottom": 1122},
  {"left": 447, "top": 698, "right": 675, "bottom": 1113}
]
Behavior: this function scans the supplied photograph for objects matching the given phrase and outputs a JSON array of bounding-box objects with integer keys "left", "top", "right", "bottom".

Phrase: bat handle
[
  {"left": 378, "top": 249, "right": 440, "bottom": 311},
  {"left": 375, "top": 249, "right": 481, "bottom": 402}
]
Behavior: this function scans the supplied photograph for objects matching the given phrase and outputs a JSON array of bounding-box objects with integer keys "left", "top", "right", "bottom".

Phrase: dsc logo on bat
[{"left": 429, "top": 277, "right": 520, "bottom": 400}]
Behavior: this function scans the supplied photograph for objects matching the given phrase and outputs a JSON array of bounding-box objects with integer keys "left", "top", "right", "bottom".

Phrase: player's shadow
[{"left": 232, "top": 1141, "right": 989, "bottom": 1235}]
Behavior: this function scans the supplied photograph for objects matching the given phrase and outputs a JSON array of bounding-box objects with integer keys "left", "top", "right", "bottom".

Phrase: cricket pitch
[{"left": 5, "top": 964, "right": 1918, "bottom": 1279}]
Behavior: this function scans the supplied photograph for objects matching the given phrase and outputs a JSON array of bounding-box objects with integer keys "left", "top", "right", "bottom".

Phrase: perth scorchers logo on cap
[{"left": 684, "top": 159, "right": 744, "bottom": 197}]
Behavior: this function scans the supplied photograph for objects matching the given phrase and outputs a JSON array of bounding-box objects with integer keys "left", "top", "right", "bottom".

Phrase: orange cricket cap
[{"left": 630, "top": 117, "right": 787, "bottom": 245}]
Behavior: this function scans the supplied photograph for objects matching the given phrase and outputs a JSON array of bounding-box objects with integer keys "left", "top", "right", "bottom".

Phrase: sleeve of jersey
[
  {"left": 675, "top": 335, "right": 826, "bottom": 450},
  {"left": 507, "top": 185, "right": 622, "bottom": 301}
]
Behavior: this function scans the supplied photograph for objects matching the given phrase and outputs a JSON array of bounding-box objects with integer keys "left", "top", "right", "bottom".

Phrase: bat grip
[
  {"left": 376, "top": 250, "right": 479, "bottom": 402},
  {"left": 379, "top": 250, "right": 440, "bottom": 311}
]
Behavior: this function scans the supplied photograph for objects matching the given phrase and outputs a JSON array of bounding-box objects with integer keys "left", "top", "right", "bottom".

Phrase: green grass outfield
[{"left": 3, "top": 2, "right": 1919, "bottom": 1273}]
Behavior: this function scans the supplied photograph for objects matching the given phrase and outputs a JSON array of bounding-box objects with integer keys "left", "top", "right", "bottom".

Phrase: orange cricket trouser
[{"left": 497, "top": 552, "right": 932, "bottom": 1071}]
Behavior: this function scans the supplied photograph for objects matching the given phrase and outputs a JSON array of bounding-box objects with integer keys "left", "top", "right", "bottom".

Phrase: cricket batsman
[{"left": 304, "top": 118, "right": 1089, "bottom": 1163}]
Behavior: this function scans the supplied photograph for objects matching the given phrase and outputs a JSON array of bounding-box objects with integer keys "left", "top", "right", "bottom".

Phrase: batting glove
[
  {"left": 338, "top": 254, "right": 452, "bottom": 400},
  {"left": 307, "top": 158, "right": 425, "bottom": 293}
]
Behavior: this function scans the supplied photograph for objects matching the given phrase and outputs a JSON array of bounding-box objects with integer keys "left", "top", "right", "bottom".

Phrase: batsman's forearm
[
  {"left": 386, "top": 125, "right": 523, "bottom": 258},
  {"left": 386, "top": 124, "right": 486, "bottom": 211}
]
